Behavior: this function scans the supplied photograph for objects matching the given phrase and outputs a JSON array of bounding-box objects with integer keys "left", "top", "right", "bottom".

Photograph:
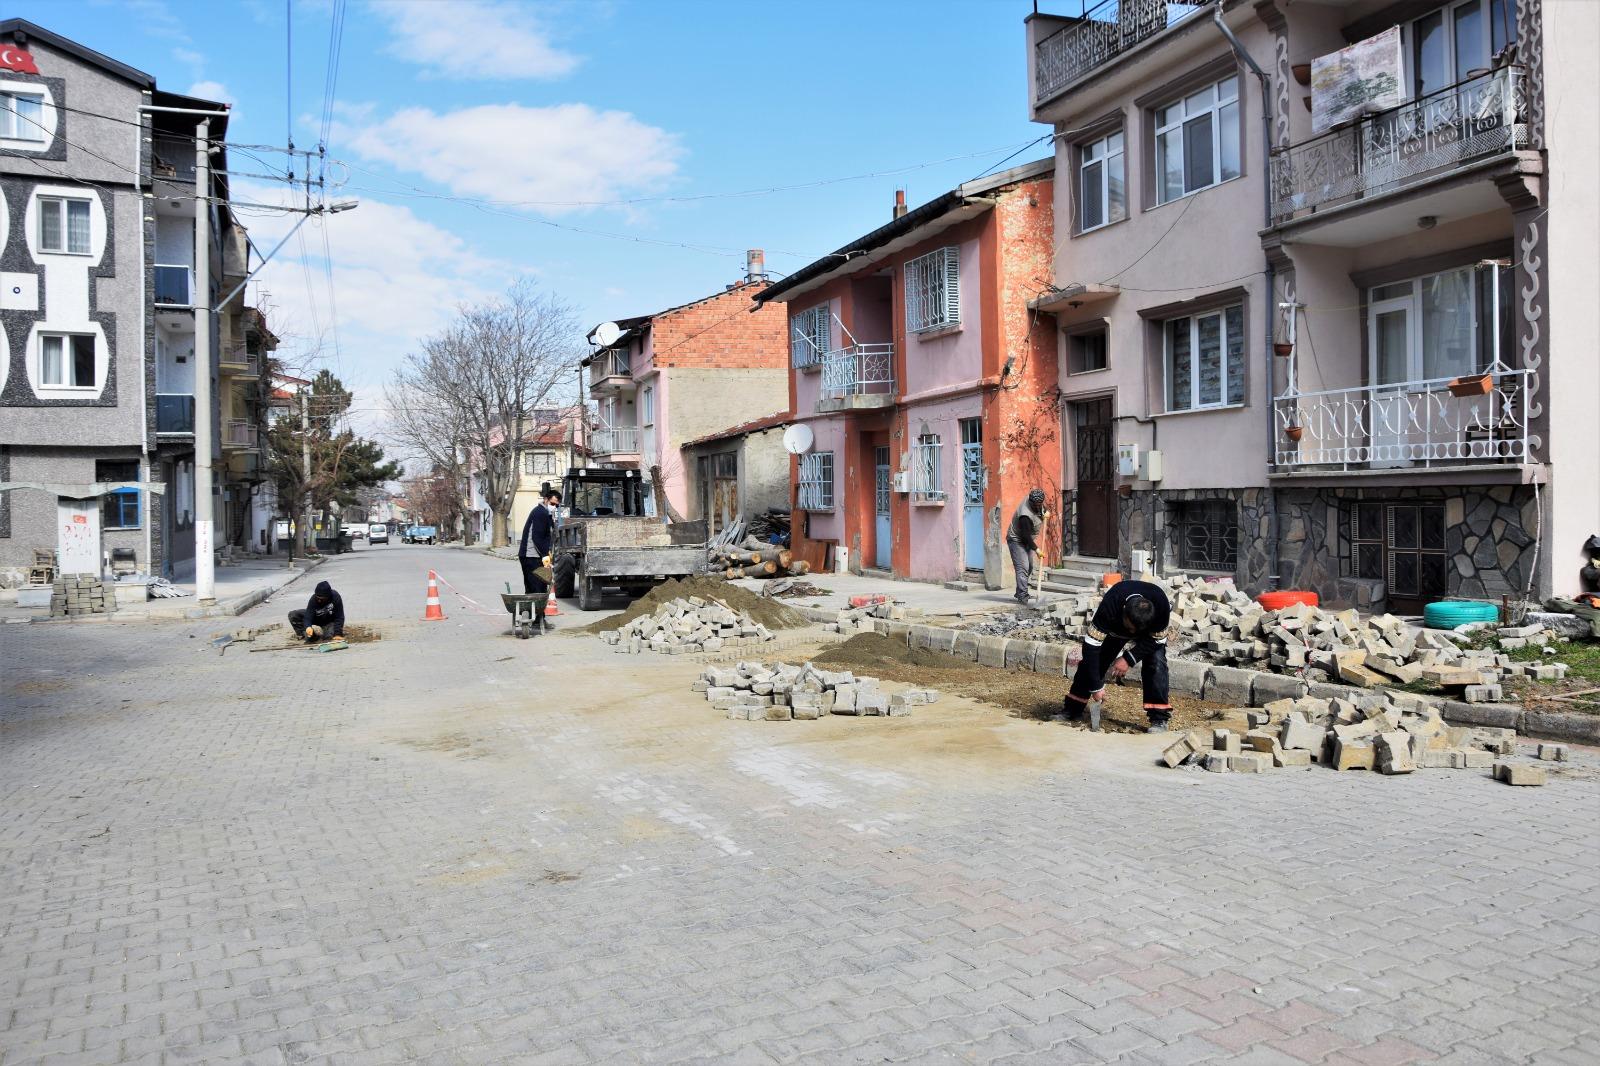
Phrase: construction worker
[
  {"left": 1007, "top": 488, "right": 1048, "bottom": 604},
  {"left": 517, "top": 488, "right": 561, "bottom": 595},
  {"left": 289, "top": 580, "right": 345, "bottom": 643},
  {"left": 1064, "top": 578, "right": 1173, "bottom": 732}
]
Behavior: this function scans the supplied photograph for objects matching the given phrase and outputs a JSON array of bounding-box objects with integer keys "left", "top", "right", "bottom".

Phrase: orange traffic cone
[
  {"left": 423, "top": 570, "right": 446, "bottom": 621},
  {"left": 544, "top": 584, "right": 561, "bottom": 617}
]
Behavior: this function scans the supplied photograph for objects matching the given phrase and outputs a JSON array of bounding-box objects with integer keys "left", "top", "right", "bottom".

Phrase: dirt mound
[
  {"left": 812, "top": 631, "right": 971, "bottom": 671},
  {"left": 583, "top": 575, "right": 809, "bottom": 634}
]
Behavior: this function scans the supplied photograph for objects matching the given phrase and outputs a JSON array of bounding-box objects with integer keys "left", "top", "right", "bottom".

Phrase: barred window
[
  {"left": 791, "top": 305, "right": 831, "bottom": 369},
  {"left": 905, "top": 246, "right": 961, "bottom": 333},
  {"left": 523, "top": 452, "right": 558, "bottom": 476},
  {"left": 1173, "top": 499, "right": 1238, "bottom": 572},
  {"left": 797, "top": 451, "right": 834, "bottom": 511},
  {"left": 911, "top": 433, "right": 945, "bottom": 501}
]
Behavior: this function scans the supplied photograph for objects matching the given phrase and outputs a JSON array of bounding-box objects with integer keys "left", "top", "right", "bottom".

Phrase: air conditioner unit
[{"left": 891, "top": 471, "right": 910, "bottom": 493}]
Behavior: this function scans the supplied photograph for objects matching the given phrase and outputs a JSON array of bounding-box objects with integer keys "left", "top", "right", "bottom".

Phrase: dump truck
[{"left": 551, "top": 466, "right": 707, "bottom": 610}]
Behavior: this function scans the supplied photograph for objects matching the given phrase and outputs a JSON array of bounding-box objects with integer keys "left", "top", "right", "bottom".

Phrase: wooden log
[
  {"left": 787, "top": 560, "right": 810, "bottom": 576},
  {"left": 739, "top": 562, "right": 778, "bottom": 579}
]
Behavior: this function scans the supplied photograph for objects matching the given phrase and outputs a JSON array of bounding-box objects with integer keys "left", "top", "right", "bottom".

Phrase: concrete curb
[{"left": 23, "top": 557, "right": 327, "bottom": 625}]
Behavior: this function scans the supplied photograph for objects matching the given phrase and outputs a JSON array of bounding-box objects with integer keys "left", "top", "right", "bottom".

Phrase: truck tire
[
  {"left": 553, "top": 554, "right": 577, "bottom": 598},
  {"left": 577, "top": 575, "right": 602, "bottom": 611}
]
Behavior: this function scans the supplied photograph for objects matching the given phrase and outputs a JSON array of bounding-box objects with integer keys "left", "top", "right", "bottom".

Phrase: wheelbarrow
[{"left": 501, "top": 588, "right": 549, "bottom": 639}]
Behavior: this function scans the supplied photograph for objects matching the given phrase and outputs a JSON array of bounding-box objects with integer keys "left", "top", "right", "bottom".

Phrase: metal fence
[
  {"left": 592, "top": 426, "right": 641, "bottom": 455},
  {"left": 1034, "top": 0, "right": 1203, "bottom": 104},
  {"left": 820, "top": 343, "right": 895, "bottom": 401}
]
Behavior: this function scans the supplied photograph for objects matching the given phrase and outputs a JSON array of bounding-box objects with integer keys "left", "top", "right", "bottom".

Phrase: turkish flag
[{"left": 0, "top": 47, "right": 39, "bottom": 75}]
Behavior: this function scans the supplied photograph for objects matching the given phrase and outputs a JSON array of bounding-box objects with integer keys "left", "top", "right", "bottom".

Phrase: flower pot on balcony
[
  {"left": 1285, "top": 425, "right": 1304, "bottom": 442},
  {"left": 1274, "top": 342, "right": 1294, "bottom": 357},
  {"left": 1292, "top": 63, "right": 1312, "bottom": 86},
  {"left": 1447, "top": 373, "right": 1494, "bottom": 397}
]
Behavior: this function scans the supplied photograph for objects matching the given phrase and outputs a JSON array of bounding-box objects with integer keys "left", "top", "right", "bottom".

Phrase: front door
[
  {"left": 874, "top": 446, "right": 891, "bottom": 570},
  {"left": 57, "top": 498, "right": 100, "bottom": 574},
  {"left": 960, "top": 418, "right": 985, "bottom": 570},
  {"left": 1368, "top": 291, "right": 1416, "bottom": 468},
  {"left": 1073, "top": 398, "right": 1115, "bottom": 558}
]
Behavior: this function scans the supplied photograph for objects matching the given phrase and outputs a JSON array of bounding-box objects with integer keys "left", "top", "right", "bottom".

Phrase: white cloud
[
  {"left": 368, "top": 0, "right": 580, "bottom": 80},
  {"left": 335, "top": 103, "right": 682, "bottom": 211},
  {"left": 187, "top": 81, "right": 235, "bottom": 106}
]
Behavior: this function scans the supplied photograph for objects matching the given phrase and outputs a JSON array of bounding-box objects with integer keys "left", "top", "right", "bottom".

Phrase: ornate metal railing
[
  {"left": 591, "top": 426, "right": 640, "bottom": 455},
  {"left": 1034, "top": 0, "right": 1204, "bottom": 104},
  {"left": 1270, "top": 67, "right": 1528, "bottom": 225},
  {"left": 1273, "top": 369, "right": 1530, "bottom": 470},
  {"left": 820, "top": 343, "right": 895, "bottom": 401}
]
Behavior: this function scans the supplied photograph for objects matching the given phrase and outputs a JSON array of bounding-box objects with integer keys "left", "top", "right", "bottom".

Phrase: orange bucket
[{"left": 1101, "top": 572, "right": 1123, "bottom": 588}]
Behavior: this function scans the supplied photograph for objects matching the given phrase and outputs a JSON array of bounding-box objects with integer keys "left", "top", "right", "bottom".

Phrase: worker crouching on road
[
  {"left": 289, "top": 581, "right": 345, "bottom": 643},
  {"left": 1007, "top": 489, "right": 1048, "bottom": 605},
  {"left": 1064, "top": 578, "right": 1173, "bottom": 733},
  {"left": 517, "top": 488, "right": 560, "bottom": 595}
]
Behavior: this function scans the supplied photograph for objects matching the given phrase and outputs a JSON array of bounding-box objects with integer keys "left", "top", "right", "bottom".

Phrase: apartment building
[
  {"left": 581, "top": 256, "right": 788, "bottom": 519},
  {"left": 1025, "top": 0, "right": 1597, "bottom": 609},
  {"left": 754, "top": 163, "right": 1061, "bottom": 586},
  {"left": 0, "top": 19, "right": 263, "bottom": 583},
  {"left": 507, "top": 405, "right": 587, "bottom": 536}
]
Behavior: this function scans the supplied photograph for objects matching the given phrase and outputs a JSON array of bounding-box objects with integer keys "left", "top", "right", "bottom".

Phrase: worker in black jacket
[
  {"left": 517, "top": 488, "right": 561, "bottom": 595},
  {"left": 1065, "top": 578, "right": 1173, "bottom": 732},
  {"left": 289, "top": 581, "right": 344, "bottom": 642}
]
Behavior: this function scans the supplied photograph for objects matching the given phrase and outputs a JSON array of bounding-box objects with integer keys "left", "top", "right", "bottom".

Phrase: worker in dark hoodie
[
  {"left": 289, "top": 581, "right": 345, "bottom": 642},
  {"left": 1064, "top": 578, "right": 1173, "bottom": 732}
]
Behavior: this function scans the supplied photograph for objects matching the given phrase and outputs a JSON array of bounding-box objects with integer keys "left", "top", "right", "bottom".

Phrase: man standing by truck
[
  {"left": 1006, "top": 489, "right": 1048, "bottom": 604},
  {"left": 1064, "top": 578, "right": 1174, "bottom": 732},
  {"left": 517, "top": 488, "right": 561, "bottom": 595}
]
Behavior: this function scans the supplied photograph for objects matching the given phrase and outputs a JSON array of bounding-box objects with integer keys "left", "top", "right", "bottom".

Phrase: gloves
[{"left": 304, "top": 625, "right": 321, "bottom": 641}]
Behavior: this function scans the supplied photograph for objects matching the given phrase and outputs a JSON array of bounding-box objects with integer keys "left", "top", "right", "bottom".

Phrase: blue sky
[{"left": 19, "top": 0, "right": 1049, "bottom": 431}]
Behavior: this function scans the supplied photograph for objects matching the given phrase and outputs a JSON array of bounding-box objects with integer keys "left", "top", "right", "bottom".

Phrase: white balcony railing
[
  {"left": 592, "top": 426, "right": 640, "bottom": 455},
  {"left": 820, "top": 343, "right": 895, "bottom": 401},
  {"left": 1034, "top": 0, "right": 1205, "bottom": 105},
  {"left": 1270, "top": 67, "right": 1529, "bottom": 225},
  {"left": 587, "top": 349, "right": 632, "bottom": 391},
  {"left": 223, "top": 420, "right": 257, "bottom": 448},
  {"left": 1273, "top": 369, "right": 1530, "bottom": 470}
]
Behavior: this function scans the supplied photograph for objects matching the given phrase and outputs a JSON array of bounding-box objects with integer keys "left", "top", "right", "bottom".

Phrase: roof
[
  {"left": 581, "top": 280, "right": 770, "bottom": 366},
  {"left": 682, "top": 409, "right": 792, "bottom": 450},
  {"left": 755, "top": 158, "right": 1055, "bottom": 306},
  {"left": 0, "top": 18, "right": 154, "bottom": 87}
]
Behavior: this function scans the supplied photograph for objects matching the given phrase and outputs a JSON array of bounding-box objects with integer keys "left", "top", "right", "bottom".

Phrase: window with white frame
[
  {"left": 797, "top": 451, "right": 834, "bottom": 511},
  {"left": 523, "top": 451, "right": 558, "bottom": 476},
  {"left": 1403, "top": 0, "right": 1517, "bottom": 99},
  {"left": 1, "top": 91, "right": 45, "bottom": 141},
  {"left": 640, "top": 385, "right": 654, "bottom": 426},
  {"left": 1165, "top": 304, "right": 1244, "bottom": 412},
  {"left": 1078, "top": 130, "right": 1126, "bottom": 232},
  {"left": 40, "top": 333, "right": 97, "bottom": 388},
  {"left": 911, "top": 433, "right": 945, "bottom": 502},
  {"left": 1154, "top": 75, "right": 1240, "bottom": 205},
  {"left": 904, "top": 246, "right": 960, "bottom": 333},
  {"left": 1367, "top": 264, "right": 1510, "bottom": 387},
  {"left": 39, "top": 196, "right": 91, "bottom": 254},
  {"left": 791, "top": 305, "right": 830, "bottom": 368}
]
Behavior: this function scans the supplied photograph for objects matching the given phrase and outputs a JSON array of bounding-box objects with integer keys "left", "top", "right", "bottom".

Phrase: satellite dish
[
  {"left": 593, "top": 321, "right": 622, "bottom": 347},
  {"left": 782, "top": 424, "right": 814, "bottom": 455}
]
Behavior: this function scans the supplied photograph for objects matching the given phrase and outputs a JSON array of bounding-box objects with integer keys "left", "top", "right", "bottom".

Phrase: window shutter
[{"left": 942, "top": 246, "right": 961, "bottom": 326}]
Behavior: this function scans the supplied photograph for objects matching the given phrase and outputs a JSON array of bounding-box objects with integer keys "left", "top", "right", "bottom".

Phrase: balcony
[
  {"left": 156, "top": 393, "right": 194, "bottom": 435},
  {"left": 586, "top": 349, "right": 633, "bottom": 394},
  {"left": 222, "top": 420, "right": 257, "bottom": 450},
  {"left": 818, "top": 344, "right": 895, "bottom": 412},
  {"left": 1270, "top": 67, "right": 1529, "bottom": 228},
  {"left": 151, "top": 135, "right": 196, "bottom": 182},
  {"left": 220, "top": 346, "right": 258, "bottom": 376},
  {"left": 154, "top": 264, "right": 194, "bottom": 308},
  {"left": 1034, "top": 0, "right": 1206, "bottom": 106},
  {"left": 1273, "top": 370, "right": 1530, "bottom": 473},
  {"left": 590, "top": 426, "right": 641, "bottom": 459}
]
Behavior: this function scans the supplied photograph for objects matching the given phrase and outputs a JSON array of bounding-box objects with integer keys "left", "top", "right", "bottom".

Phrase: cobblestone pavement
[{"left": 3, "top": 546, "right": 1599, "bottom": 1065}]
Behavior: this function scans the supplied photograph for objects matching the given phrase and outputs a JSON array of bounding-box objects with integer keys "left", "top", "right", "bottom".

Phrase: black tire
[
  {"left": 553, "top": 554, "right": 577, "bottom": 598},
  {"left": 577, "top": 575, "right": 602, "bottom": 611}
]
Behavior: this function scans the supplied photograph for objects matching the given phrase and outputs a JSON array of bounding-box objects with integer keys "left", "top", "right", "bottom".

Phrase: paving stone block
[
  {"left": 1227, "top": 752, "right": 1271, "bottom": 773},
  {"left": 1279, "top": 717, "right": 1325, "bottom": 752},
  {"left": 1273, "top": 748, "right": 1312, "bottom": 768},
  {"left": 1375, "top": 731, "right": 1416, "bottom": 775},
  {"left": 976, "top": 636, "right": 1009, "bottom": 669},
  {"left": 1495, "top": 761, "right": 1547, "bottom": 786},
  {"left": 1203, "top": 751, "right": 1230, "bottom": 772},
  {"left": 1213, "top": 729, "right": 1241, "bottom": 754},
  {"left": 1537, "top": 743, "right": 1568, "bottom": 762},
  {"left": 1330, "top": 738, "right": 1376, "bottom": 771}
]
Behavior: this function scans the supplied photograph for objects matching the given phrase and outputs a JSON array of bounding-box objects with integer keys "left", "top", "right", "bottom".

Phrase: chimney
[
  {"left": 893, "top": 189, "right": 908, "bottom": 219},
  {"left": 745, "top": 248, "right": 766, "bottom": 283}
]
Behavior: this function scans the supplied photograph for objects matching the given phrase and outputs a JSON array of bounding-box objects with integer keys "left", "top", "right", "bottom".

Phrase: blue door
[
  {"left": 961, "top": 419, "right": 985, "bottom": 570},
  {"left": 874, "top": 446, "right": 891, "bottom": 570}
]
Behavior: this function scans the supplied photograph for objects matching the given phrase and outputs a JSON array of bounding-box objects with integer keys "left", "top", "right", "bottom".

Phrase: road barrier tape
[{"left": 427, "top": 569, "right": 505, "bottom": 620}]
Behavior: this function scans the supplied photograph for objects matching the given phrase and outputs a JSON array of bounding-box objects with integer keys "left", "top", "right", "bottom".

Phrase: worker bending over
[
  {"left": 289, "top": 581, "right": 345, "bottom": 643},
  {"left": 517, "top": 488, "right": 561, "bottom": 595},
  {"left": 1007, "top": 488, "right": 1048, "bottom": 605},
  {"left": 1064, "top": 578, "right": 1173, "bottom": 732}
]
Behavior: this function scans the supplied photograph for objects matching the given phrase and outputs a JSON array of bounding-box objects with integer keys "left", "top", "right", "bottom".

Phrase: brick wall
[{"left": 651, "top": 281, "right": 788, "bottom": 370}]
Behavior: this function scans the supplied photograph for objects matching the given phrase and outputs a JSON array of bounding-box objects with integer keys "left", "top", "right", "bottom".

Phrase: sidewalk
[
  {"left": 1, "top": 556, "right": 324, "bottom": 625},
  {"left": 724, "top": 569, "right": 1040, "bottom": 618}
]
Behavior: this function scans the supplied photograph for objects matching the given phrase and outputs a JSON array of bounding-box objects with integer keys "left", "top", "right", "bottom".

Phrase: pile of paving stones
[
  {"left": 50, "top": 575, "right": 109, "bottom": 617},
  {"left": 1158, "top": 692, "right": 1562, "bottom": 784},
  {"left": 599, "top": 596, "right": 775, "bottom": 655},
  {"left": 692, "top": 661, "right": 939, "bottom": 722}
]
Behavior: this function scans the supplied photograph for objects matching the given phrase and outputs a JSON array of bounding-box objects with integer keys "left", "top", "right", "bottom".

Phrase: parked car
[
  {"left": 341, "top": 522, "right": 366, "bottom": 539},
  {"left": 403, "top": 524, "right": 438, "bottom": 545},
  {"left": 368, "top": 523, "right": 389, "bottom": 545}
]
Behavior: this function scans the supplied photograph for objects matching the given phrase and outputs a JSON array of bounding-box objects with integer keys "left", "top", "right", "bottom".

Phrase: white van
[{"left": 367, "top": 522, "right": 389, "bottom": 544}]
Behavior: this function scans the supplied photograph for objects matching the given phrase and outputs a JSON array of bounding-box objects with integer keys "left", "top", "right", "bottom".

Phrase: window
[
  {"left": 797, "top": 451, "right": 834, "bottom": 511},
  {"left": 904, "top": 246, "right": 960, "bottom": 333},
  {"left": 1, "top": 91, "right": 45, "bottom": 141},
  {"left": 39, "top": 196, "right": 92, "bottom": 254},
  {"left": 1404, "top": 0, "right": 1517, "bottom": 99},
  {"left": 1174, "top": 500, "right": 1238, "bottom": 572},
  {"left": 97, "top": 460, "right": 140, "bottom": 529},
  {"left": 1166, "top": 305, "right": 1244, "bottom": 411},
  {"left": 1078, "top": 131, "right": 1126, "bottom": 232},
  {"left": 1067, "top": 326, "right": 1109, "bottom": 374},
  {"left": 523, "top": 452, "right": 558, "bottom": 476},
  {"left": 1154, "top": 75, "right": 1240, "bottom": 204},
  {"left": 640, "top": 385, "right": 654, "bottom": 426},
  {"left": 40, "top": 334, "right": 96, "bottom": 388},
  {"left": 1368, "top": 264, "right": 1510, "bottom": 386},
  {"left": 791, "top": 305, "right": 831, "bottom": 369},
  {"left": 911, "top": 433, "right": 944, "bottom": 502},
  {"left": 1353, "top": 503, "right": 1386, "bottom": 581}
]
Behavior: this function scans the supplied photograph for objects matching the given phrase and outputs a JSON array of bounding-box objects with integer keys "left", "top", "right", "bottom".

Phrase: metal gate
[
  {"left": 874, "top": 446, "right": 891, "bottom": 570},
  {"left": 960, "top": 418, "right": 984, "bottom": 570},
  {"left": 1073, "top": 398, "right": 1115, "bottom": 559}
]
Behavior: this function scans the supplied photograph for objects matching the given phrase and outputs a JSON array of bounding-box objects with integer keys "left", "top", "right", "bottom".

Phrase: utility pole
[
  {"left": 193, "top": 120, "right": 216, "bottom": 605},
  {"left": 301, "top": 386, "right": 313, "bottom": 555}
]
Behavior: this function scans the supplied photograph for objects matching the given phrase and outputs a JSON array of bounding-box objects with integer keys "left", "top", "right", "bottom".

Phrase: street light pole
[{"left": 193, "top": 120, "right": 216, "bottom": 605}]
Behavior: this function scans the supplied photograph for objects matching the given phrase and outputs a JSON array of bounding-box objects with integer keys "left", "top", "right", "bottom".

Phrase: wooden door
[{"left": 1073, "top": 399, "right": 1115, "bottom": 559}]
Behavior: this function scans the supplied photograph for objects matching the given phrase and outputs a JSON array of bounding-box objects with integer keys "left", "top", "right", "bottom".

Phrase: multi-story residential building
[
  {"left": 1025, "top": 0, "right": 1597, "bottom": 609},
  {"left": 508, "top": 404, "right": 587, "bottom": 535},
  {"left": 219, "top": 306, "right": 277, "bottom": 554},
  {"left": 0, "top": 19, "right": 251, "bottom": 584},
  {"left": 754, "top": 163, "right": 1062, "bottom": 586},
  {"left": 581, "top": 254, "right": 789, "bottom": 519}
]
